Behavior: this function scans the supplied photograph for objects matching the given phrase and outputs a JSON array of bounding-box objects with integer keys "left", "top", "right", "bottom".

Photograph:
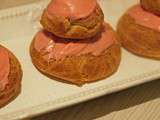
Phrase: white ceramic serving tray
[{"left": 0, "top": 0, "right": 160, "bottom": 119}]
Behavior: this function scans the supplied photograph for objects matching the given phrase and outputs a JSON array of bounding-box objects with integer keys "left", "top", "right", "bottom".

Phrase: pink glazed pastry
[
  {"left": 40, "top": 0, "right": 104, "bottom": 39},
  {"left": 0, "top": 47, "right": 10, "bottom": 91},
  {"left": 117, "top": 4, "right": 160, "bottom": 59},
  {"left": 30, "top": 23, "right": 121, "bottom": 85},
  {"left": 0, "top": 45, "right": 22, "bottom": 108}
]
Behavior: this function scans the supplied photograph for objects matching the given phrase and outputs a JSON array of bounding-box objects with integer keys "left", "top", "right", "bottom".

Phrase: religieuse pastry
[
  {"left": 117, "top": 2, "right": 160, "bottom": 59},
  {"left": 30, "top": 0, "right": 121, "bottom": 85},
  {"left": 30, "top": 23, "right": 121, "bottom": 85},
  {"left": 0, "top": 45, "right": 22, "bottom": 108},
  {"left": 40, "top": 0, "right": 104, "bottom": 39},
  {"left": 141, "top": 0, "right": 160, "bottom": 16}
]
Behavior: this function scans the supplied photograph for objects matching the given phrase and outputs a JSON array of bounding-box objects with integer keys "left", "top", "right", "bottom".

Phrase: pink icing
[
  {"left": 0, "top": 47, "right": 10, "bottom": 91},
  {"left": 47, "top": 0, "right": 97, "bottom": 20},
  {"left": 127, "top": 5, "right": 160, "bottom": 32},
  {"left": 34, "top": 23, "right": 115, "bottom": 60}
]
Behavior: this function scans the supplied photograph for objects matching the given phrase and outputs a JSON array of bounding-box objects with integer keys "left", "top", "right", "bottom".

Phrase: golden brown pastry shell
[
  {"left": 117, "top": 13, "right": 160, "bottom": 59},
  {"left": 141, "top": 0, "right": 160, "bottom": 16},
  {"left": 40, "top": 6, "right": 104, "bottom": 40},
  {"left": 30, "top": 29, "right": 121, "bottom": 85},
  {"left": 0, "top": 45, "right": 22, "bottom": 108}
]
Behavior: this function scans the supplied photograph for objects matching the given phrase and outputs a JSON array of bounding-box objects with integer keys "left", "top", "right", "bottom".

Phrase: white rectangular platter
[{"left": 0, "top": 0, "right": 160, "bottom": 119}]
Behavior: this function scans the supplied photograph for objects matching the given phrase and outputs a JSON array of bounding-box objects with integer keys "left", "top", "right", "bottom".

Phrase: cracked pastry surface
[
  {"left": 40, "top": 0, "right": 104, "bottom": 39},
  {"left": 30, "top": 23, "right": 121, "bottom": 85}
]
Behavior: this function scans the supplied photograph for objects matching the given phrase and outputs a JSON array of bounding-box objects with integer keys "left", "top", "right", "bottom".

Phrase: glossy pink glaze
[
  {"left": 128, "top": 5, "right": 160, "bottom": 32},
  {"left": 34, "top": 23, "right": 115, "bottom": 60},
  {"left": 47, "top": 0, "right": 97, "bottom": 20},
  {"left": 0, "top": 47, "right": 10, "bottom": 91}
]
